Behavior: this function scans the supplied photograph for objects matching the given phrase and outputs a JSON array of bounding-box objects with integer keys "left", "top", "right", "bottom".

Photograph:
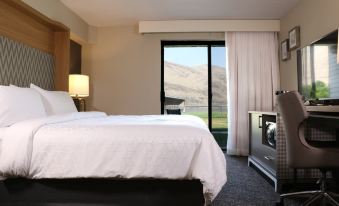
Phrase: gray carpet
[
  {"left": 212, "top": 154, "right": 339, "bottom": 206},
  {"left": 212, "top": 155, "right": 279, "bottom": 206}
]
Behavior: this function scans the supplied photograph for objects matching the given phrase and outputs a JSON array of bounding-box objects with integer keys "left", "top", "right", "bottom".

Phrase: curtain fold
[{"left": 226, "top": 32, "right": 280, "bottom": 156}]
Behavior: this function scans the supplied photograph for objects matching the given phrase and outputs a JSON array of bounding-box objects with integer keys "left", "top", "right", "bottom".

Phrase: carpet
[
  {"left": 212, "top": 154, "right": 339, "bottom": 206},
  {"left": 212, "top": 155, "right": 279, "bottom": 206}
]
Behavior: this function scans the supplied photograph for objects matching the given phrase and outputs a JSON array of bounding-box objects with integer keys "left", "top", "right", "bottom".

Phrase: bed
[
  {"left": 0, "top": 1, "right": 226, "bottom": 205},
  {"left": 0, "top": 112, "right": 226, "bottom": 205}
]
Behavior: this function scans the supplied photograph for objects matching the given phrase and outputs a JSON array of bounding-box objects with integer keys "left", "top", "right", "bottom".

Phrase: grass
[
  {"left": 183, "top": 111, "right": 228, "bottom": 148},
  {"left": 184, "top": 111, "right": 228, "bottom": 148},
  {"left": 184, "top": 111, "right": 228, "bottom": 129}
]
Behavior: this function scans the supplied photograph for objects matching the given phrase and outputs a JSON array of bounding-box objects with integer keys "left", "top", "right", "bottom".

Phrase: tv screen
[{"left": 297, "top": 30, "right": 339, "bottom": 101}]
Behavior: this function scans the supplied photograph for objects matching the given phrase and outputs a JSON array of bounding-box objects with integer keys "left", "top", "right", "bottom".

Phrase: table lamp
[{"left": 69, "top": 74, "right": 89, "bottom": 112}]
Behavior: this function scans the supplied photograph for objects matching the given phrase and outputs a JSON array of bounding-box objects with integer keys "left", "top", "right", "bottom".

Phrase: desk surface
[
  {"left": 306, "top": 105, "right": 339, "bottom": 113},
  {"left": 248, "top": 111, "right": 277, "bottom": 115},
  {"left": 309, "top": 114, "right": 339, "bottom": 120}
]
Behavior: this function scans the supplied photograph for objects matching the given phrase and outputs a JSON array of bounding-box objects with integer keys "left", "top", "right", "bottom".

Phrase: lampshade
[{"left": 69, "top": 74, "right": 89, "bottom": 97}]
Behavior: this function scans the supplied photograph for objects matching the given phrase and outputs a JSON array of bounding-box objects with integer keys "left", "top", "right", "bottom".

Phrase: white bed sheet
[
  {"left": 0, "top": 127, "right": 7, "bottom": 152},
  {"left": 0, "top": 112, "right": 226, "bottom": 203},
  {"left": 0, "top": 128, "right": 7, "bottom": 181}
]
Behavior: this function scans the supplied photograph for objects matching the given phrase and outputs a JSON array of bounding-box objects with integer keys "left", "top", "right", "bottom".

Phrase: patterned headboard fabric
[{"left": 0, "top": 35, "right": 55, "bottom": 90}]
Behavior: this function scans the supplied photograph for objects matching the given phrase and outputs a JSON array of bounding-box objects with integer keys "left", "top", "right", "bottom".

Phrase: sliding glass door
[{"left": 161, "top": 41, "right": 227, "bottom": 149}]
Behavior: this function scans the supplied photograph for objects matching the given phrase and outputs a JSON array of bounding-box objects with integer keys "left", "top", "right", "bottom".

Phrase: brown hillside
[{"left": 164, "top": 61, "right": 227, "bottom": 106}]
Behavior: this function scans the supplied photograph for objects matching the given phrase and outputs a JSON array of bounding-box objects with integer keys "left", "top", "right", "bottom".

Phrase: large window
[{"left": 161, "top": 41, "right": 227, "bottom": 149}]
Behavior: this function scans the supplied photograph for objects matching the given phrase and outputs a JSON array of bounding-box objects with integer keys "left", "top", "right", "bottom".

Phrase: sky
[{"left": 164, "top": 46, "right": 226, "bottom": 68}]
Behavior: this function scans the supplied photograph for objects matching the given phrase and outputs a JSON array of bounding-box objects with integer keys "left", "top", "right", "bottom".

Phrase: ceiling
[{"left": 60, "top": 0, "right": 300, "bottom": 27}]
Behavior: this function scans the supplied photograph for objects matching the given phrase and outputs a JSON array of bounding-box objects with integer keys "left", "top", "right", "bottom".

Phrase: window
[{"left": 161, "top": 41, "right": 227, "bottom": 149}]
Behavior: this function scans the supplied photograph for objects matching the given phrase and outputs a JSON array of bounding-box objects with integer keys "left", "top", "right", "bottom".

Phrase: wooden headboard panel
[{"left": 0, "top": 0, "right": 70, "bottom": 91}]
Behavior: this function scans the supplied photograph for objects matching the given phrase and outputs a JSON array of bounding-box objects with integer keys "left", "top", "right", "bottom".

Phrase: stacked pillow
[
  {"left": 30, "top": 84, "right": 77, "bottom": 116},
  {"left": 0, "top": 85, "right": 46, "bottom": 127},
  {"left": 0, "top": 84, "right": 77, "bottom": 127}
]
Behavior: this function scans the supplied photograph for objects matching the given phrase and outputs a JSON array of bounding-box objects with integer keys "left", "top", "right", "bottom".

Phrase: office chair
[{"left": 277, "top": 91, "right": 339, "bottom": 206}]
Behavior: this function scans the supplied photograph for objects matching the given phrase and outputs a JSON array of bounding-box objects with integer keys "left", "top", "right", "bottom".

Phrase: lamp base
[{"left": 74, "top": 97, "right": 86, "bottom": 112}]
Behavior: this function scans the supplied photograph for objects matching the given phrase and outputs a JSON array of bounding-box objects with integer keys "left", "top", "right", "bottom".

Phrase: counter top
[
  {"left": 249, "top": 106, "right": 339, "bottom": 115},
  {"left": 248, "top": 111, "right": 277, "bottom": 115},
  {"left": 306, "top": 105, "right": 339, "bottom": 113}
]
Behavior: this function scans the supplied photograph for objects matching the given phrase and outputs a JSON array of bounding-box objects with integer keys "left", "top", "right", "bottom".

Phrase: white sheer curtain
[{"left": 226, "top": 32, "right": 280, "bottom": 156}]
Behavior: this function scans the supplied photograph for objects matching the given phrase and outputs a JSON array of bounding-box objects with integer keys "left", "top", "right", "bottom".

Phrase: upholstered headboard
[
  {"left": 0, "top": 0, "right": 70, "bottom": 91},
  {"left": 0, "top": 35, "right": 55, "bottom": 90}
]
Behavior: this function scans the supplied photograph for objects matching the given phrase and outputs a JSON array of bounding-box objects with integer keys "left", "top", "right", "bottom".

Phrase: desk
[{"left": 306, "top": 105, "right": 339, "bottom": 113}]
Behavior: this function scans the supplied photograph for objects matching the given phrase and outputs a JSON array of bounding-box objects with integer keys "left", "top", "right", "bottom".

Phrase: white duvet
[{"left": 0, "top": 112, "right": 226, "bottom": 203}]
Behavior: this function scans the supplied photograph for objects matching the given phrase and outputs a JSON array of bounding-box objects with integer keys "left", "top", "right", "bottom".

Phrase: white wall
[
  {"left": 279, "top": 0, "right": 339, "bottom": 90},
  {"left": 82, "top": 25, "right": 224, "bottom": 114},
  {"left": 28, "top": 0, "right": 328, "bottom": 113}
]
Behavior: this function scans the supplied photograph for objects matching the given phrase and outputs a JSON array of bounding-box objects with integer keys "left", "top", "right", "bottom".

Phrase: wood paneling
[
  {"left": 0, "top": 0, "right": 54, "bottom": 53},
  {"left": 0, "top": 0, "right": 70, "bottom": 91},
  {"left": 55, "top": 32, "right": 70, "bottom": 91},
  {"left": 4, "top": 0, "right": 68, "bottom": 31}
]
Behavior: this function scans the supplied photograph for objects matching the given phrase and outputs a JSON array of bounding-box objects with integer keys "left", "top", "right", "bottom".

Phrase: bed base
[{"left": 0, "top": 178, "right": 204, "bottom": 205}]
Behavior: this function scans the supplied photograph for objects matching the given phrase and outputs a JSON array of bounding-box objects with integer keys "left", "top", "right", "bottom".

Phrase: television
[{"left": 297, "top": 30, "right": 339, "bottom": 104}]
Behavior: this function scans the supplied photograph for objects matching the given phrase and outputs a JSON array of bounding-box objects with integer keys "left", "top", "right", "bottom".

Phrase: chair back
[{"left": 277, "top": 91, "right": 309, "bottom": 167}]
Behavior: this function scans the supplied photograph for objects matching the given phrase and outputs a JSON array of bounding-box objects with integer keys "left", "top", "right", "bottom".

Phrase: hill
[{"left": 164, "top": 61, "right": 227, "bottom": 106}]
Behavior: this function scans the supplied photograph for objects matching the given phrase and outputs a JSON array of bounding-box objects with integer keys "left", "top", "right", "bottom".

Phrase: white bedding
[{"left": 0, "top": 112, "right": 226, "bottom": 203}]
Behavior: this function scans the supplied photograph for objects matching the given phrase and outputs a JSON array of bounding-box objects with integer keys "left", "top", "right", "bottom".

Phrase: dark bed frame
[{"left": 0, "top": 178, "right": 204, "bottom": 205}]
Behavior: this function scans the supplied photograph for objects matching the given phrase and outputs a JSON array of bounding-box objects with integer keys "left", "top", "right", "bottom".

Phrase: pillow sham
[
  {"left": 30, "top": 84, "right": 77, "bottom": 116},
  {"left": 0, "top": 85, "right": 46, "bottom": 127}
]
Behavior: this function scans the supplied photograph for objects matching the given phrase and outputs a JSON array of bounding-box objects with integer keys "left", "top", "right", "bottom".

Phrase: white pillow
[
  {"left": 30, "top": 84, "right": 77, "bottom": 116},
  {"left": 0, "top": 85, "right": 47, "bottom": 127}
]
